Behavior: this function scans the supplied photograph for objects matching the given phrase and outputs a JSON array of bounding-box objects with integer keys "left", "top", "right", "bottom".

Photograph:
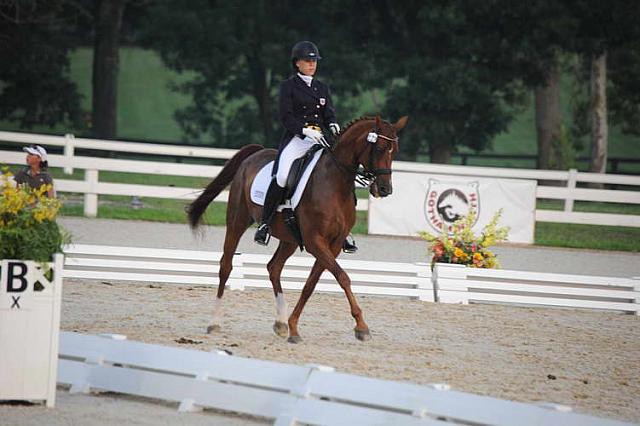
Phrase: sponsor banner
[{"left": 368, "top": 172, "right": 536, "bottom": 243}]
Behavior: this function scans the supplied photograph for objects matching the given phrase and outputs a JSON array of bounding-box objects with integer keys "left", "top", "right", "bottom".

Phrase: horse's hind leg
[
  {"left": 287, "top": 259, "right": 325, "bottom": 343},
  {"left": 267, "top": 240, "right": 298, "bottom": 337},
  {"left": 207, "top": 195, "right": 253, "bottom": 334}
]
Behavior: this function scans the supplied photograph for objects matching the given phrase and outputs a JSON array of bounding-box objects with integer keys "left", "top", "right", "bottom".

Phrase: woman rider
[{"left": 254, "top": 40, "right": 357, "bottom": 253}]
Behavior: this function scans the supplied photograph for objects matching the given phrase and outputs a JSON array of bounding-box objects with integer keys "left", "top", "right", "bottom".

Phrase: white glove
[
  {"left": 329, "top": 123, "right": 340, "bottom": 136},
  {"left": 302, "top": 127, "right": 323, "bottom": 143}
]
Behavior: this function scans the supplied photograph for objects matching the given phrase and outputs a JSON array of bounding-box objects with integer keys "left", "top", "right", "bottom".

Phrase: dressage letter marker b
[
  {"left": 0, "top": 255, "right": 64, "bottom": 407},
  {"left": 1, "top": 261, "right": 33, "bottom": 309}
]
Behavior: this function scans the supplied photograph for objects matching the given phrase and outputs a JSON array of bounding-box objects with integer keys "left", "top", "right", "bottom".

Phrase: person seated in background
[{"left": 15, "top": 145, "right": 56, "bottom": 198}]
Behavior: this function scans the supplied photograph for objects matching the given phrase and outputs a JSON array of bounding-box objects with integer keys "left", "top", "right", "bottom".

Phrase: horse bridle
[
  {"left": 354, "top": 128, "right": 398, "bottom": 187},
  {"left": 324, "top": 126, "right": 398, "bottom": 187}
]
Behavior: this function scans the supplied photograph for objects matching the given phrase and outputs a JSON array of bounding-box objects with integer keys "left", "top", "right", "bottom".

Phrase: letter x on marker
[{"left": 11, "top": 296, "right": 20, "bottom": 309}]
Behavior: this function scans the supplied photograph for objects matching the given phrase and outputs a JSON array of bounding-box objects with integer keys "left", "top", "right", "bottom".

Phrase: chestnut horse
[{"left": 187, "top": 115, "right": 408, "bottom": 342}]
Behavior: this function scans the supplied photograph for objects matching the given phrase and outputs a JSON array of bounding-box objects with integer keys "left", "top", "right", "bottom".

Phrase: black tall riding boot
[
  {"left": 343, "top": 233, "right": 358, "bottom": 253},
  {"left": 254, "top": 179, "right": 285, "bottom": 245}
]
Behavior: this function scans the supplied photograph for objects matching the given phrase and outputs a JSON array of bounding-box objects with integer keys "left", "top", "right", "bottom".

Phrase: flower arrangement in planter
[
  {"left": 0, "top": 167, "right": 68, "bottom": 262},
  {"left": 419, "top": 209, "right": 509, "bottom": 268}
]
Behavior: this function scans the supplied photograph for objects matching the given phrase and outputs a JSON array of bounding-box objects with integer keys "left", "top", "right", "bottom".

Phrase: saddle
[
  {"left": 284, "top": 143, "right": 324, "bottom": 199},
  {"left": 250, "top": 144, "right": 325, "bottom": 251},
  {"left": 281, "top": 144, "right": 324, "bottom": 250}
]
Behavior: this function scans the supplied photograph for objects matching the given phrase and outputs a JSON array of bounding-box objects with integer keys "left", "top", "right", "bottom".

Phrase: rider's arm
[{"left": 279, "top": 80, "right": 306, "bottom": 137}]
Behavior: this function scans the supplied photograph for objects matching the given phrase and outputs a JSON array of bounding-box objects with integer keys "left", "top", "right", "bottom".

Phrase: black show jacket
[{"left": 278, "top": 74, "right": 337, "bottom": 150}]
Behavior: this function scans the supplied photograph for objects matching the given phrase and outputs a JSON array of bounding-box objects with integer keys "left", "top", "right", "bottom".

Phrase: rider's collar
[{"left": 297, "top": 73, "right": 313, "bottom": 87}]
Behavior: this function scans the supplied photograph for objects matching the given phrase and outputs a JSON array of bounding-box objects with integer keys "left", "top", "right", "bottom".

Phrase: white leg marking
[
  {"left": 212, "top": 297, "right": 223, "bottom": 326},
  {"left": 276, "top": 293, "right": 288, "bottom": 323}
]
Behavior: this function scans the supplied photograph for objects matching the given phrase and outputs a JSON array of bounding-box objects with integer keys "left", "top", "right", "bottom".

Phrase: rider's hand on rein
[{"left": 302, "top": 127, "right": 324, "bottom": 143}]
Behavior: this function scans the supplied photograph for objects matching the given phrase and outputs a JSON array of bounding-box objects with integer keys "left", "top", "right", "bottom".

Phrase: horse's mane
[{"left": 338, "top": 116, "right": 376, "bottom": 137}]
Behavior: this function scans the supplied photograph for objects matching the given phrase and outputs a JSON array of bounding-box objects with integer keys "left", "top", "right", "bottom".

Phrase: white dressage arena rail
[
  {"left": 433, "top": 263, "right": 640, "bottom": 315},
  {"left": 62, "top": 244, "right": 435, "bottom": 301},
  {"left": 57, "top": 331, "right": 630, "bottom": 425},
  {"left": 1, "top": 130, "right": 639, "bottom": 226},
  {"left": 62, "top": 244, "right": 640, "bottom": 314}
]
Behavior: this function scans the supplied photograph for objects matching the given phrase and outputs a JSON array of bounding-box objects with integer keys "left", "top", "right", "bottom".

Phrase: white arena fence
[
  {"left": 1, "top": 130, "right": 640, "bottom": 227},
  {"left": 62, "top": 244, "right": 640, "bottom": 314},
  {"left": 63, "top": 244, "right": 435, "bottom": 301},
  {"left": 57, "top": 331, "right": 630, "bottom": 425}
]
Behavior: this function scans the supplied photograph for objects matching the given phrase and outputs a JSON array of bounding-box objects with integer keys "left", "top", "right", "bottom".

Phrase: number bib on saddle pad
[{"left": 250, "top": 148, "right": 324, "bottom": 210}]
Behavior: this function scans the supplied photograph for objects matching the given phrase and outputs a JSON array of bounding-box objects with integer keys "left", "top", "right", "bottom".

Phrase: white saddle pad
[{"left": 250, "top": 149, "right": 324, "bottom": 210}]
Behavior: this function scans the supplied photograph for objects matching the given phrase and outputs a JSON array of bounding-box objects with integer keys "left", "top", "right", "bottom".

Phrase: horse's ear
[
  {"left": 393, "top": 116, "right": 409, "bottom": 132},
  {"left": 375, "top": 115, "right": 382, "bottom": 129}
]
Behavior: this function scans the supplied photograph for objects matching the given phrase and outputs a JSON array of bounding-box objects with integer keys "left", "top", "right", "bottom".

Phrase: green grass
[
  {"left": 535, "top": 222, "right": 640, "bottom": 251},
  {"left": 57, "top": 195, "right": 638, "bottom": 252}
]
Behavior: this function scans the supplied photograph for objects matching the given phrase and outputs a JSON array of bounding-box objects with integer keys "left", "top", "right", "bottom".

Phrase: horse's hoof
[
  {"left": 273, "top": 321, "right": 288, "bottom": 338},
  {"left": 287, "top": 335, "right": 302, "bottom": 344},
  {"left": 355, "top": 328, "right": 371, "bottom": 341},
  {"left": 206, "top": 324, "right": 221, "bottom": 334}
]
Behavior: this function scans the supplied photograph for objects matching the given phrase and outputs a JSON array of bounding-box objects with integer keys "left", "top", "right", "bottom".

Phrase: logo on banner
[{"left": 424, "top": 179, "right": 480, "bottom": 233}]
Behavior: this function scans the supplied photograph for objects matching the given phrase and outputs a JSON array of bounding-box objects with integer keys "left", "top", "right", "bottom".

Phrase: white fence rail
[
  {"left": 62, "top": 244, "right": 640, "bottom": 314},
  {"left": 57, "top": 331, "right": 629, "bottom": 425},
  {"left": 62, "top": 244, "right": 435, "bottom": 301},
  {"left": 433, "top": 263, "right": 640, "bottom": 315},
  {"left": 1, "top": 130, "right": 639, "bottom": 226}
]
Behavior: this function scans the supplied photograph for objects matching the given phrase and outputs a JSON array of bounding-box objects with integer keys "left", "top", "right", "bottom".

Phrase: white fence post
[
  {"left": 432, "top": 263, "right": 468, "bottom": 303},
  {"left": 84, "top": 169, "right": 99, "bottom": 218},
  {"left": 564, "top": 168, "right": 578, "bottom": 212},
  {"left": 63, "top": 134, "right": 75, "bottom": 175},
  {"left": 633, "top": 278, "right": 640, "bottom": 316},
  {"left": 415, "top": 262, "right": 434, "bottom": 302}
]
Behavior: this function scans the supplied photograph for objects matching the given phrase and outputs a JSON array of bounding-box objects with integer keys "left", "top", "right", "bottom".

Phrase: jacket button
[
  {"left": 303, "top": 106, "right": 306, "bottom": 109},
  {"left": 316, "top": 105, "right": 320, "bottom": 108},
  {"left": 314, "top": 114, "right": 318, "bottom": 118}
]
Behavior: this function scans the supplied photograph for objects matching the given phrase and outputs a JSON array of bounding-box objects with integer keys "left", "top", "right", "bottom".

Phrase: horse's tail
[{"left": 187, "top": 144, "right": 264, "bottom": 229}]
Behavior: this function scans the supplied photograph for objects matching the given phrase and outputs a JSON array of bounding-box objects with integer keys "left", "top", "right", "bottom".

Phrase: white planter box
[{"left": 0, "top": 254, "right": 64, "bottom": 407}]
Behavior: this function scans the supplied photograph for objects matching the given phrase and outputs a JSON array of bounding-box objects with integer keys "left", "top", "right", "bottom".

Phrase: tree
[
  {"left": 608, "top": 43, "right": 640, "bottom": 137},
  {"left": 92, "top": 0, "right": 128, "bottom": 139},
  {"left": 569, "top": 0, "right": 640, "bottom": 175},
  {"left": 461, "top": 1, "right": 581, "bottom": 170},
  {"left": 0, "top": 1, "right": 84, "bottom": 129},
  {"left": 141, "top": 0, "right": 329, "bottom": 148},
  {"left": 357, "top": 1, "right": 527, "bottom": 163}
]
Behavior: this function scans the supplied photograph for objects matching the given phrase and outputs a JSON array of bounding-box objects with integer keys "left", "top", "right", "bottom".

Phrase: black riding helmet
[{"left": 291, "top": 41, "right": 321, "bottom": 70}]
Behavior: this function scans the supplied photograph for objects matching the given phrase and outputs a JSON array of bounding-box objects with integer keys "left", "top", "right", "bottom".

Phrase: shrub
[{"left": 0, "top": 167, "right": 69, "bottom": 262}]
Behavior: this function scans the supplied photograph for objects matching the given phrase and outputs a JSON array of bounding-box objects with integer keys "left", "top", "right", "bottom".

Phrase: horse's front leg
[{"left": 305, "top": 239, "right": 370, "bottom": 341}]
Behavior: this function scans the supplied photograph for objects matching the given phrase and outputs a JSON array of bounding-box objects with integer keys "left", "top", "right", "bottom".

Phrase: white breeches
[{"left": 275, "top": 136, "right": 318, "bottom": 187}]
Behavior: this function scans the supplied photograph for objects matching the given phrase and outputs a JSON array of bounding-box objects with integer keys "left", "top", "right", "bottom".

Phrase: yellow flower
[{"left": 420, "top": 208, "right": 509, "bottom": 269}]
